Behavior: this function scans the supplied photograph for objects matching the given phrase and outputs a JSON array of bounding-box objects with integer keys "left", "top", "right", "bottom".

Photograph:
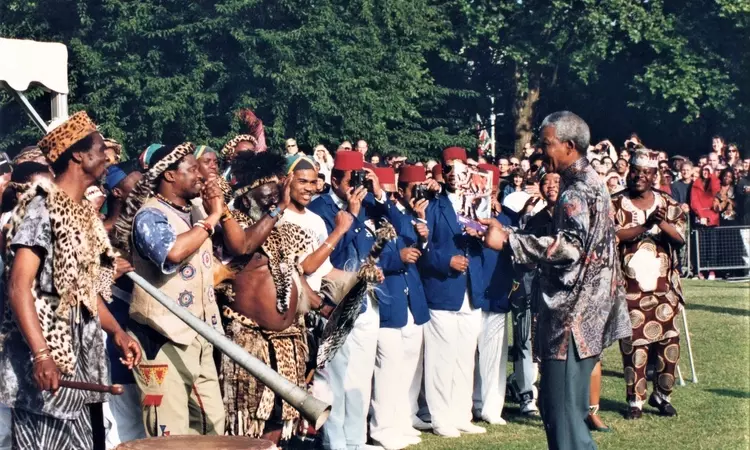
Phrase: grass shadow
[
  {"left": 687, "top": 303, "right": 750, "bottom": 317},
  {"left": 602, "top": 369, "right": 624, "bottom": 379},
  {"left": 598, "top": 397, "right": 628, "bottom": 415},
  {"left": 704, "top": 388, "right": 750, "bottom": 399}
]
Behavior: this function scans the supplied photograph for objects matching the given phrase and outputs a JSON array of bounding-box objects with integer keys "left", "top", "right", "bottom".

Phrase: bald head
[{"left": 356, "top": 140, "right": 368, "bottom": 156}]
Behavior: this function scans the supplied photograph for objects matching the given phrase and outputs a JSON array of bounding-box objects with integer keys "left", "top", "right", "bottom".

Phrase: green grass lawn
[{"left": 413, "top": 280, "right": 750, "bottom": 450}]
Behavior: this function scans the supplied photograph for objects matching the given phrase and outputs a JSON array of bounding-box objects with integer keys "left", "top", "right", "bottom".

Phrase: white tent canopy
[
  {"left": 0, "top": 38, "right": 69, "bottom": 131},
  {"left": 0, "top": 38, "right": 69, "bottom": 94}
]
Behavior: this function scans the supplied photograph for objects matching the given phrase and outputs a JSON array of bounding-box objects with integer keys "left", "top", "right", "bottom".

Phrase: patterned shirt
[
  {"left": 0, "top": 197, "right": 108, "bottom": 419},
  {"left": 508, "top": 158, "right": 631, "bottom": 360},
  {"left": 133, "top": 204, "right": 192, "bottom": 274}
]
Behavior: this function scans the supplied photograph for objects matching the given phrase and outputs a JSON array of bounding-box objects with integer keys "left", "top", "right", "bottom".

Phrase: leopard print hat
[
  {"left": 221, "top": 134, "right": 258, "bottom": 161},
  {"left": 37, "top": 111, "right": 98, "bottom": 163},
  {"left": 112, "top": 142, "right": 194, "bottom": 252}
]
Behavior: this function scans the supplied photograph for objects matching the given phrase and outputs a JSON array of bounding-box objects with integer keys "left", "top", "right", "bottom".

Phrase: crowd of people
[{"left": 0, "top": 108, "right": 746, "bottom": 450}]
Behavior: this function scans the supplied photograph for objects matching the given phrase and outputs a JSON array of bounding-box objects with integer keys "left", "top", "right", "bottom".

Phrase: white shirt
[
  {"left": 281, "top": 208, "right": 333, "bottom": 292},
  {"left": 445, "top": 192, "right": 473, "bottom": 312}
]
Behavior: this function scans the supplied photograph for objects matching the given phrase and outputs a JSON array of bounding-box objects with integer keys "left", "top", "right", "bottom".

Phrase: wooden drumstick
[{"left": 58, "top": 380, "right": 124, "bottom": 395}]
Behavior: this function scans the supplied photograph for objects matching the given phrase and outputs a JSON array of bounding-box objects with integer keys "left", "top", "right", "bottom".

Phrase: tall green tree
[
  {"left": 451, "top": 0, "right": 747, "bottom": 156},
  {"left": 1, "top": 0, "right": 477, "bottom": 160}
]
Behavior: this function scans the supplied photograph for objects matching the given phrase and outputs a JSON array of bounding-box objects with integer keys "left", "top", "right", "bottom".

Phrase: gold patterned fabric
[
  {"left": 620, "top": 336, "right": 680, "bottom": 402},
  {"left": 613, "top": 189, "right": 685, "bottom": 405},
  {"left": 221, "top": 307, "right": 308, "bottom": 440},
  {"left": 612, "top": 191, "right": 686, "bottom": 346}
]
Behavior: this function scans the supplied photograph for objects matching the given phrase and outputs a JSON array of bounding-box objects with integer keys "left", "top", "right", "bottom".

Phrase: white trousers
[
  {"left": 423, "top": 307, "right": 482, "bottom": 429},
  {"left": 103, "top": 383, "right": 145, "bottom": 449},
  {"left": 0, "top": 404, "right": 10, "bottom": 450},
  {"left": 369, "top": 313, "right": 424, "bottom": 443},
  {"left": 472, "top": 312, "right": 509, "bottom": 419},
  {"left": 313, "top": 296, "right": 379, "bottom": 450}
]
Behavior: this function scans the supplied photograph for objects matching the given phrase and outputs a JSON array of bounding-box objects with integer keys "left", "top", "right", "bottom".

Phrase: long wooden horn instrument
[{"left": 126, "top": 272, "right": 331, "bottom": 429}]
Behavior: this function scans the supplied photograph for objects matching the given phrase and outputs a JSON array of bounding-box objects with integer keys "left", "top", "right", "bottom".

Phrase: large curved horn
[{"left": 126, "top": 272, "right": 331, "bottom": 429}]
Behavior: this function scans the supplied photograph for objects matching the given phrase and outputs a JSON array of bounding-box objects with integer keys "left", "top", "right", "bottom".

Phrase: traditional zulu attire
[
  {"left": 216, "top": 153, "right": 312, "bottom": 440},
  {"left": 612, "top": 150, "right": 686, "bottom": 411},
  {"left": 0, "top": 112, "right": 116, "bottom": 449},
  {"left": 116, "top": 143, "right": 226, "bottom": 437}
]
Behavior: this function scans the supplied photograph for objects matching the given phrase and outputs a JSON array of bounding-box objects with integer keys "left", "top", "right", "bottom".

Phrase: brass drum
[{"left": 116, "top": 436, "right": 277, "bottom": 450}]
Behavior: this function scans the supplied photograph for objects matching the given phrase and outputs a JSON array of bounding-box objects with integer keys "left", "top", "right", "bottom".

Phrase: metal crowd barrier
[{"left": 692, "top": 225, "right": 750, "bottom": 275}]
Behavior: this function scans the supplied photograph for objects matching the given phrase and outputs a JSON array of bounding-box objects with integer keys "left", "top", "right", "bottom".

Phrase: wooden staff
[{"left": 58, "top": 380, "right": 124, "bottom": 395}]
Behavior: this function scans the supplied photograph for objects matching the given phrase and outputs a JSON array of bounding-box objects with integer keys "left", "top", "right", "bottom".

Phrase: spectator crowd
[{"left": 0, "top": 108, "right": 747, "bottom": 450}]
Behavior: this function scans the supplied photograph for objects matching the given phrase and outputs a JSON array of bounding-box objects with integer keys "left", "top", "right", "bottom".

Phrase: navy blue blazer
[
  {"left": 481, "top": 213, "right": 514, "bottom": 314},
  {"left": 419, "top": 192, "right": 486, "bottom": 311},
  {"left": 308, "top": 192, "right": 385, "bottom": 270},
  {"left": 377, "top": 236, "right": 430, "bottom": 328}
]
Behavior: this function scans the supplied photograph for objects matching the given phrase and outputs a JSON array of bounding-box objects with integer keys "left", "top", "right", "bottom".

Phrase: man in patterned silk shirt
[{"left": 474, "top": 111, "right": 631, "bottom": 450}]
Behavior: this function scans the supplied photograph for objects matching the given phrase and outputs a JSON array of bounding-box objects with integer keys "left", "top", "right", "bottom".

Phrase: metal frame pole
[{"left": 2, "top": 82, "right": 49, "bottom": 133}]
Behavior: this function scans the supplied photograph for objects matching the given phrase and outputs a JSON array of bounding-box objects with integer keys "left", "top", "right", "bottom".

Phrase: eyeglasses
[{"left": 729, "top": 148, "right": 738, "bottom": 153}]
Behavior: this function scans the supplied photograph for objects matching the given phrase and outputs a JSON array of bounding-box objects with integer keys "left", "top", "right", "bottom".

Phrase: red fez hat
[
  {"left": 333, "top": 151, "right": 364, "bottom": 171},
  {"left": 432, "top": 164, "right": 443, "bottom": 177},
  {"left": 442, "top": 146, "right": 467, "bottom": 164},
  {"left": 373, "top": 167, "right": 396, "bottom": 185},
  {"left": 477, "top": 163, "right": 500, "bottom": 187},
  {"left": 400, "top": 165, "right": 426, "bottom": 183}
]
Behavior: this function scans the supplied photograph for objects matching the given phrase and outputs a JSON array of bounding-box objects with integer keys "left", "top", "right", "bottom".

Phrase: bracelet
[
  {"left": 33, "top": 352, "right": 51, "bottom": 363},
  {"left": 193, "top": 220, "right": 215, "bottom": 237},
  {"left": 322, "top": 241, "right": 335, "bottom": 251},
  {"left": 220, "top": 209, "right": 233, "bottom": 222},
  {"left": 34, "top": 347, "right": 50, "bottom": 356},
  {"left": 268, "top": 205, "right": 284, "bottom": 219}
]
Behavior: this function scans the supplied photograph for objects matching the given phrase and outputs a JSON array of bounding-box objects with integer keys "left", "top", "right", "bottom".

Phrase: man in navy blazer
[
  {"left": 419, "top": 147, "right": 487, "bottom": 438},
  {"left": 368, "top": 166, "right": 432, "bottom": 449},
  {"left": 307, "top": 150, "right": 393, "bottom": 450},
  {"left": 472, "top": 207, "right": 515, "bottom": 426}
]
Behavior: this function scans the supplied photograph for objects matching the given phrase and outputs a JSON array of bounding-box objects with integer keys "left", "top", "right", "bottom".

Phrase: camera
[
  {"left": 350, "top": 170, "right": 367, "bottom": 189},
  {"left": 413, "top": 184, "right": 428, "bottom": 201}
]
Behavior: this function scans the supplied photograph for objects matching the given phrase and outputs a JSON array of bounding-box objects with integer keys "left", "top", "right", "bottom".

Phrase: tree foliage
[{"left": 1, "top": 0, "right": 748, "bottom": 161}]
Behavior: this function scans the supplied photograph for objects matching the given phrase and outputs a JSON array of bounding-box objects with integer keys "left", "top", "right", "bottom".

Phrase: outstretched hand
[{"left": 465, "top": 218, "right": 509, "bottom": 250}]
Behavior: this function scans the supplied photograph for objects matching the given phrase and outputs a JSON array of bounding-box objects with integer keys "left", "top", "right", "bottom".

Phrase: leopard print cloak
[
  {"left": 230, "top": 210, "right": 315, "bottom": 314},
  {"left": 0, "top": 179, "right": 115, "bottom": 375},
  {"left": 221, "top": 307, "right": 308, "bottom": 440}
]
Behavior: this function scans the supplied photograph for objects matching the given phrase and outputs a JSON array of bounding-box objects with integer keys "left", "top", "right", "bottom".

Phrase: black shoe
[
  {"left": 624, "top": 407, "right": 643, "bottom": 420},
  {"left": 648, "top": 394, "right": 678, "bottom": 416}
]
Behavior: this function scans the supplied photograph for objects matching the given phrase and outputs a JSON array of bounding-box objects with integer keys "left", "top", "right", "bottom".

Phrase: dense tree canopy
[{"left": 1, "top": 0, "right": 748, "bottom": 161}]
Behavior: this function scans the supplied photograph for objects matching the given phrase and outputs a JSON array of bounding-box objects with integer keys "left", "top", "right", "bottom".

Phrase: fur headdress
[
  {"left": 221, "top": 134, "right": 258, "bottom": 161},
  {"left": 37, "top": 111, "right": 98, "bottom": 163},
  {"left": 112, "top": 142, "right": 194, "bottom": 252},
  {"left": 232, "top": 151, "right": 287, "bottom": 199}
]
